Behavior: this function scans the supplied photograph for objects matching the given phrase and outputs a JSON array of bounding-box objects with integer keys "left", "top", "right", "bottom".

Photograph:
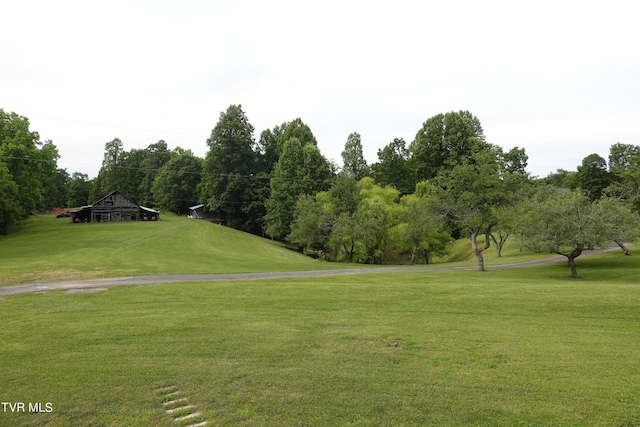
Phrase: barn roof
[{"left": 140, "top": 206, "right": 160, "bottom": 214}]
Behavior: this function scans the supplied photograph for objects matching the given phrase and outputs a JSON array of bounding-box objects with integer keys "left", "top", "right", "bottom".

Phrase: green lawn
[
  {"left": 0, "top": 214, "right": 558, "bottom": 287},
  {"left": 1, "top": 250, "right": 639, "bottom": 426},
  {"left": 0, "top": 214, "right": 342, "bottom": 286}
]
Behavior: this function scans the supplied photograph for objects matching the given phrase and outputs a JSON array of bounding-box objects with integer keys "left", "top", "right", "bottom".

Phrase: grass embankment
[
  {"left": 0, "top": 214, "right": 341, "bottom": 286},
  {"left": 1, "top": 250, "right": 639, "bottom": 426}
]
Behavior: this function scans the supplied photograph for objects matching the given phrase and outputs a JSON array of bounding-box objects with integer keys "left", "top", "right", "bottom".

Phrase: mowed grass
[
  {"left": 0, "top": 214, "right": 345, "bottom": 286},
  {"left": 1, "top": 214, "right": 559, "bottom": 287},
  {"left": 1, "top": 250, "right": 640, "bottom": 426}
]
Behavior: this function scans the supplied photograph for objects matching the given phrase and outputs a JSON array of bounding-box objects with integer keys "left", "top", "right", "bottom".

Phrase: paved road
[{"left": 0, "top": 248, "right": 617, "bottom": 297}]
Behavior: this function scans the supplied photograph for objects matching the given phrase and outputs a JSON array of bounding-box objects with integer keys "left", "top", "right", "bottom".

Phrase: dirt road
[{"left": 0, "top": 248, "right": 616, "bottom": 297}]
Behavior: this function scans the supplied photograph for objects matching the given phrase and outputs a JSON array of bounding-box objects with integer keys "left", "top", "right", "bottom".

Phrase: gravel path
[{"left": 0, "top": 248, "right": 618, "bottom": 297}]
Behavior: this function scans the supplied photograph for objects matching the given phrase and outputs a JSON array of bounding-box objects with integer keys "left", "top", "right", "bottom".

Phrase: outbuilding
[{"left": 69, "top": 191, "right": 160, "bottom": 223}]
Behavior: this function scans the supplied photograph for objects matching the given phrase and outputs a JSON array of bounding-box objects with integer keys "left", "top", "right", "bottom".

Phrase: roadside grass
[{"left": 1, "top": 252, "right": 639, "bottom": 426}]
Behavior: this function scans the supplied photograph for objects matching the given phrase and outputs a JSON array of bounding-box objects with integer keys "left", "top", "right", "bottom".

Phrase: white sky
[{"left": 2, "top": 0, "right": 639, "bottom": 179}]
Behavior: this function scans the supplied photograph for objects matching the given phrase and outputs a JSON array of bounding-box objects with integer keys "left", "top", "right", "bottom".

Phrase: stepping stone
[
  {"left": 166, "top": 404, "right": 195, "bottom": 414},
  {"left": 173, "top": 411, "right": 202, "bottom": 421},
  {"left": 162, "top": 397, "right": 188, "bottom": 406},
  {"left": 174, "top": 411, "right": 202, "bottom": 422}
]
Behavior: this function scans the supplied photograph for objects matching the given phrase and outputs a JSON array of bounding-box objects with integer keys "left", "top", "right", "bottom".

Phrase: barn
[{"left": 69, "top": 191, "right": 160, "bottom": 223}]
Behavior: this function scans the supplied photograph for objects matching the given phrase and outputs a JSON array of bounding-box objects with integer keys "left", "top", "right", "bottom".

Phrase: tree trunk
[
  {"left": 409, "top": 245, "right": 418, "bottom": 264},
  {"left": 559, "top": 246, "right": 583, "bottom": 278},
  {"left": 615, "top": 240, "right": 630, "bottom": 255},
  {"left": 490, "top": 233, "right": 509, "bottom": 257},
  {"left": 568, "top": 256, "right": 579, "bottom": 278},
  {"left": 471, "top": 225, "right": 493, "bottom": 271}
]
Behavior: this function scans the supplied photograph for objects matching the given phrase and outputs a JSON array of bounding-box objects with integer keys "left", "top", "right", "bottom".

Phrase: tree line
[{"left": 2, "top": 106, "right": 639, "bottom": 277}]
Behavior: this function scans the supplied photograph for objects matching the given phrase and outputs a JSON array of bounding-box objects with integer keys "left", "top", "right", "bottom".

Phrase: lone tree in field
[
  {"left": 432, "top": 149, "right": 507, "bottom": 271},
  {"left": 520, "top": 189, "right": 639, "bottom": 278}
]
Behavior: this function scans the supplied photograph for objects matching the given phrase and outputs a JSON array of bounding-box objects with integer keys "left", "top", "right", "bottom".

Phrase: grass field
[
  {"left": 0, "top": 214, "right": 349, "bottom": 287},
  {"left": 0, "top": 214, "right": 556, "bottom": 287},
  {"left": 1, "top": 215, "right": 639, "bottom": 426}
]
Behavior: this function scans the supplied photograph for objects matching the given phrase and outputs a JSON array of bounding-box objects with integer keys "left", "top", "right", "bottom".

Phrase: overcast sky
[{"left": 2, "top": 0, "right": 639, "bottom": 179}]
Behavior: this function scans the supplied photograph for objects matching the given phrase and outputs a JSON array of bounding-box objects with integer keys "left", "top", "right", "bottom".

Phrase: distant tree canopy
[
  {"left": 5, "top": 105, "right": 639, "bottom": 278},
  {"left": 410, "top": 110, "right": 487, "bottom": 181}
]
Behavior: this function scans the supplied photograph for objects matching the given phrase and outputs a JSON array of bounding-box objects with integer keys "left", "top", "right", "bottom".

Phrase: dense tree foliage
[
  {"left": 152, "top": 148, "right": 203, "bottom": 214},
  {"left": 265, "top": 137, "right": 332, "bottom": 239},
  {"left": 5, "top": 106, "right": 638, "bottom": 276},
  {"left": 341, "top": 132, "right": 370, "bottom": 180},
  {"left": 0, "top": 162, "right": 22, "bottom": 235},
  {"left": 0, "top": 110, "right": 60, "bottom": 234},
  {"left": 371, "top": 137, "right": 414, "bottom": 194},
  {"left": 576, "top": 153, "right": 611, "bottom": 201},
  {"left": 606, "top": 143, "right": 640, "bottom": 212},
  {"left": 200, "top": 105, "right": 259, "bottom": 232},
  {"left": 67, "top": 172, "right": 92, "bottom": 207},
  {"left": 431, "top": 149, "right": 507, "bottom": 271},
  {"left": 410, "top": 111, "right": 486, "bottom": 181},
  {"left": 520, "top": 190, "right": 639, "bottom": 277}
]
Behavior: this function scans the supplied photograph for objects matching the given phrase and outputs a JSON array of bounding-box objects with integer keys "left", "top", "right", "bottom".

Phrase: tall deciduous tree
[
  {"left": 152, "top": 149, "right": 202, "bottom": 214},
  {"left": 372, "top": 137, "right": 414, "bottom": 194},
  {"left": 138, "top": 140, "right": 171, "bottom": 206},
  {"left": 265, "top": 137, "right": 332, "bottom": 239},
  {"left": 606, "top": 143, "right": 640, "bottom": 213},
  {"left": 410, "top": 110, "right": 486, "bottom": 181},
  {"left": 0, "top": 110, "right": 59, "bottom": 232},
  {"left": 98, "top": 138, "right": 126, "bottom": 195},
  {"left": 67, "top": 172, "right": 91, "bottom": 207},
  {"left": 0, "top": 162, "right": 22, "bottom": 235},
  {"left": 200, "top": 104, "right": 258, "bottom": 231},
  {"left": 341, "top": 132, "right": 369, "bottom": 180},
  {"left": 576, "top": 153, "right": 611, "bottom": 201}
]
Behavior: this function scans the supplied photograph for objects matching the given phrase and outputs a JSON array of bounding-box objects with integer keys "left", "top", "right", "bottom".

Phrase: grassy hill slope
[{"left": 0, "top": 214, "right": 335, "bottom": 286}]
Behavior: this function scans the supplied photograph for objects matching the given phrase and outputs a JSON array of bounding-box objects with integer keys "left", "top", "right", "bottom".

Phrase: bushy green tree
[
  {"left": 410, "top": 111, "right": 487, "bottom": 181},
  {"left": 265, "top": 137, "right": 332, "bottom": 239},
  {"left": 67, "top": 172, "right": 91, "bottom": 207},
  {"left": 606, "top": 143, "right": 640, "bottom": 212},
  {"left": 200, "top": 104, "right": 259, "bottom": 232},
  {"left": 0, "top": 110, "right": 59, "bottom": 232},
  {"left": 137, "top": 140, "right": 171, "bottom": 206},
  {"left": 0, "top": 162, "right": 22, "bottom": 235},
  {"left": 576, "top": 153, "right": 611, "bottom": 201},
  {"left": 372, "top": 137, "right": 414, "bottom": 194},
  {"left": 393, "top": 194, "right": 450, "bottom": 264},
  {"left": 152, "top": 149, "right": 202, "bottom": 214},
  {"left": 432, "top": 149, "right": 506, "bottom": 271},
  {"left": 341, "top": 132, "right": 369, "bottom": 180},
  {"left": 518, "top": 190, "right": 637, "bottom": 277}
]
